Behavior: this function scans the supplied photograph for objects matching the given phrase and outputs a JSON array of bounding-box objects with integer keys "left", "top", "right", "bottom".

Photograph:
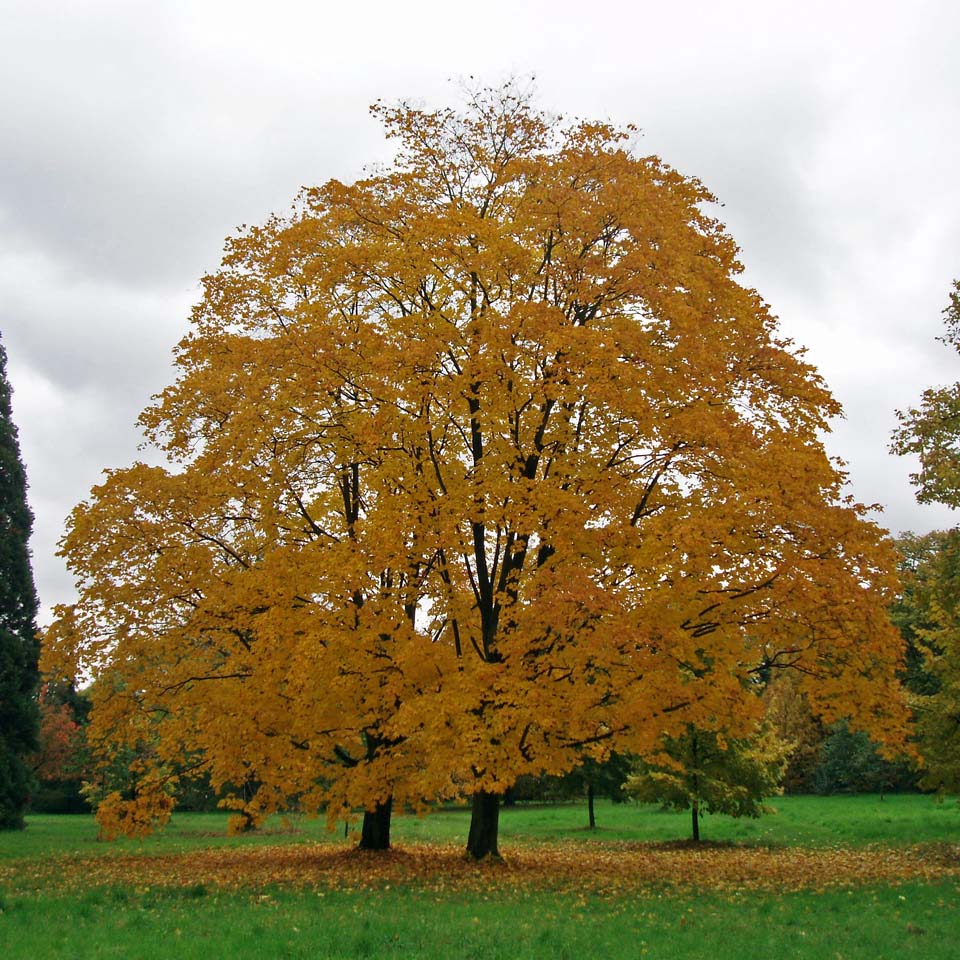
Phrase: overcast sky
[{"left": 2, "top": 0, "right": 958, "bottom": 623}]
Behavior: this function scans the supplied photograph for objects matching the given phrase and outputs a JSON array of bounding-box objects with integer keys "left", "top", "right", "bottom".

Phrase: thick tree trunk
[
  {"left": 358, "top": 796, "right": 392, "bottom": 851},
  {"left": 691, "top": 801, "right": 700, "bottom": 842},
  {"left": 587, "top": 782, "right": 596, "bottom": 829},
  {"left": 466, "top": 790, "right": 502, "bottom": 860}
]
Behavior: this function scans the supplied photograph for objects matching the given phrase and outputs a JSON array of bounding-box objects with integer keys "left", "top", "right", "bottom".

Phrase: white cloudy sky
[{"left": 2, "top": 0, "right": 958, "bottom": 622}]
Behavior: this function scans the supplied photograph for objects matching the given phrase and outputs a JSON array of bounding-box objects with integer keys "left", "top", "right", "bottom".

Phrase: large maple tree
[{"left": 44, "top": 84, "right": 908, "bottom": 857}]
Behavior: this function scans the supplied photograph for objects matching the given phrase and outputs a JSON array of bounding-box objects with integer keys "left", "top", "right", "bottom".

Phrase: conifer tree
[{"left": 0, "top": 333, "right": 40, "bottom": 829}]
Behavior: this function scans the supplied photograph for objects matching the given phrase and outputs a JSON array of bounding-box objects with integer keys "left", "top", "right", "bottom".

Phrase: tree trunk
[
  {"left": 466, "top": 790, "right": 502, "bottom": 859},
  {"left": 691, "top": 801, "right": 700, "bottom": 842},
  {"left": 234, "top": 809, "right": 258, "bottom": 833},
  {"left": 358, "top": 796, "right": 392, "bottom": 850},
  {"left": 587, "top": 782, "right": 596, "bottom": 829}
]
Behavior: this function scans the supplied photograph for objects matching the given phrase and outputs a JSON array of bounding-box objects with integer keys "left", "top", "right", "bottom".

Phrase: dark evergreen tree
[
  {"left": 0, "top": 333, "right": 40, "bottom": 829},
  {"left": 29, "top": 681, "right": 90, "bottom": 814},
  {"left": 811, "top": 720, "right": 918, "bottom": 796}
]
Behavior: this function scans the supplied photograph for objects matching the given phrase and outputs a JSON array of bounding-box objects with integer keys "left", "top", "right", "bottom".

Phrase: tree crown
[{"left": 43, "top": 86, "right": 909, "bottom": 837}]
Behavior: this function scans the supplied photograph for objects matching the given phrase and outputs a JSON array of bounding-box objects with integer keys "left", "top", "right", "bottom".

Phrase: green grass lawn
[
  {"left": 2, "top": 793, "right": 956, "bottom": 861},
  {"left": 1, "top": 795, "right": 958, "bottom": 958},
  {"left": 2, "top": 881, "right": 958, "bottom": 960}
]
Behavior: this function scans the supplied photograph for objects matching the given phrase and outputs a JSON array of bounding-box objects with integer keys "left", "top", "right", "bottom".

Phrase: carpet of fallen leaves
[{"left": 6, "top": 840, "right": 960, "bottom": 897}]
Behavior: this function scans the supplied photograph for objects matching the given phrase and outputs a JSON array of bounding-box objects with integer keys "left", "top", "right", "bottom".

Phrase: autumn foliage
[
  {"left": 624, "top": 723, "right": 790, "bottom": 841},
  {"left": 30, "top": 685, "right": 85, "bottom": 784},
  {"left": 42, "top": 83, "right": 909, "bottom": 856}
]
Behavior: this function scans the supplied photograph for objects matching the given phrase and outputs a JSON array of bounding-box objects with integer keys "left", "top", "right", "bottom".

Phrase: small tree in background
[
  {"left": 901, "top": 529, "right": 960, "bottom": 793},
  {"left": 0, "top": 333, "right": 40, "bottom": 830},
  {"left": 561, "top": 753, "right": 632, "bottom": 829},
  {"left": 624, "top": 723, "right": 790, "bottom": 841},
  {"left": 892, "top": 279, "right": 960, "bottom": 509}
]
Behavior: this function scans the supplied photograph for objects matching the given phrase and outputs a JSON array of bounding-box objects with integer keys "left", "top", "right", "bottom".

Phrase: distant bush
[
  {"left": 30, "top": 781, "right": 89, "bottom": 814},
  {"left": 810, "top": 721, "right": 918, "bottom": 795}
]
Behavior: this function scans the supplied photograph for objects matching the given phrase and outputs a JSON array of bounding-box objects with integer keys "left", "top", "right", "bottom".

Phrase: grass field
[{"left": 1, "top": 795, "right": 958, "bottom": 958}]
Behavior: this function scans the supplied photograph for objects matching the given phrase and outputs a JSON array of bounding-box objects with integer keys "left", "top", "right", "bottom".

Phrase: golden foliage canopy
[{"left": 43, "top": 83, "right": 908, "bottom": 837}]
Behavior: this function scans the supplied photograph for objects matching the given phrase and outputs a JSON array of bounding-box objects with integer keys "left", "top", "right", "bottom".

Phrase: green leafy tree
[
  {"left": 890, "top": 530, "right": 952, "bottom": 697},
  {"left": 892, "top": 279, "right": 960, "bottom": 508},
  {"left": 624, "top": 723, "right": 790, "bottom": 841},
  {"left": 0, "top": 333, "right": 40, "bottom": 829},
  {"left": 901, "top": 529, "right": 960, "bottom": 792},
  {"left": 891, "top": 281, "right": 960, "bottom": 793},
  {"left": 560, "top": 753, "right": 631, "bottom": 829}
]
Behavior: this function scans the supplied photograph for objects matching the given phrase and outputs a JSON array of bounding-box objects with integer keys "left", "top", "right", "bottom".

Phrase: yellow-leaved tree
[{"left": 43, "top": 82, "right": 909, "bottom": 859}]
